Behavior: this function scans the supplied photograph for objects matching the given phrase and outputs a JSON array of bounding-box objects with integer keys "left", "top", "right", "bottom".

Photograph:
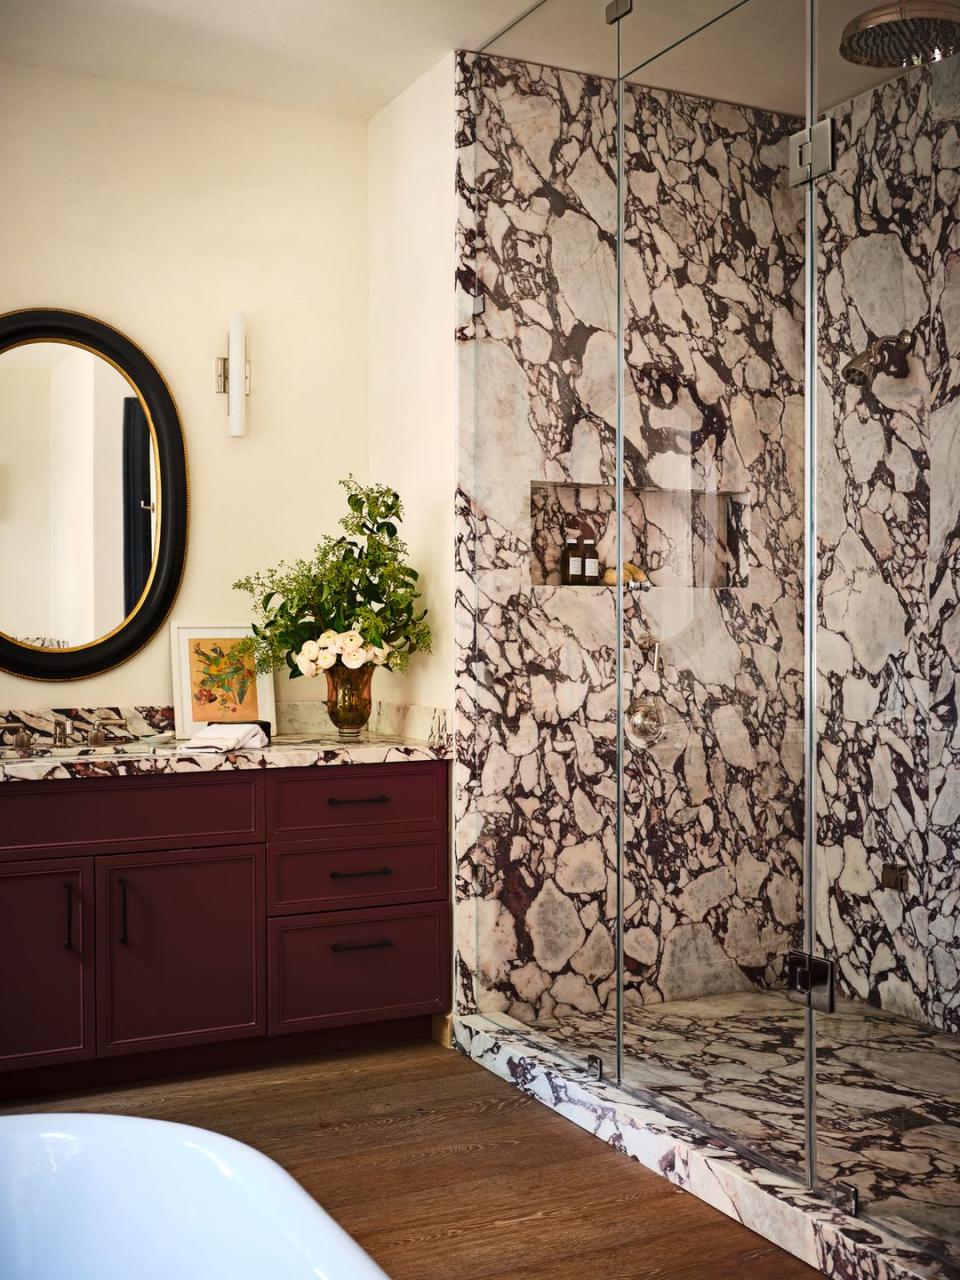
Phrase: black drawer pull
[
  {"left": 329, "top": 866, "right": 393, "bottom": 880},
  {"left": 118, "top": 876, "right": 129, "bottom": 945},
  {"left": 63, "top": 881, "right": 73, "bottom": 951},
  {"left": 331, "top": 939, "right": 394, "bottom": 953},
  {"left": 327, "top": 794, "right": 390, "bottom": 807}
]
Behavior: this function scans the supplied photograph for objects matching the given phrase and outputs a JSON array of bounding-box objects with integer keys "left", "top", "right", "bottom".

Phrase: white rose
[
  {"left": 317, "top": 630, "right": 339, "bottom": 648},
  {"left": 337, "top": 629, "right": 365, "bottom": 653},
  {"left": 316, "top": 648, "right": 337, "bottom": 671},
  {"left": 368, "top": 644, "right": 391, "bottom": 666},
  {"left": 300, "top": 639, "right": 320, "bottom": 661},
  {"left": 295, "top": 652, "right": 318, "bottom": 677},
  {"left": 340, "top": 648, "right": 368, "bottom": 670}
]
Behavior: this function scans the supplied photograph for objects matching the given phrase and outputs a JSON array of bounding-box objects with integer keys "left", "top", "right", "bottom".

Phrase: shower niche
[{"left": 529, "top": 480, "right": 749, "bottom": 589}]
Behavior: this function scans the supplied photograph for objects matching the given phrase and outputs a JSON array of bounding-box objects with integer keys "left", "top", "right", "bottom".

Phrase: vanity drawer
[
  {"left": 0, "top": 773, "right": 264, "bottom": 860},
  {"left": 268, "top": 902, "right": 448, "bottom": 1034},
  {"left": 267, "top": 763, "right": 446, "bottom": 840},
  {"left": 267, "top": 833, "right": 446, "bottom": 915}
]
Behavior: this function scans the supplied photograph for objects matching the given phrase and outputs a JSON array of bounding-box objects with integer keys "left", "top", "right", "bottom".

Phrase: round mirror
[{"left": 0, "top": 310, "right": 187, "bottom": 680}]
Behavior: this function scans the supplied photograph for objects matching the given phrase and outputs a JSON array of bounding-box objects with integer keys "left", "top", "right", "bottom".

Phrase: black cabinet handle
[
  {"left": 329, "top": 867, "right": 393, "bottom": 880},
  {"left": 330, "top": 939, "right": 394, "bottom": 953},
  {"left": 63, "top": 881, "right": 73, "bottom": 951},
  {"left": 327, "top": 794, "right": 390, "bottom": 807},
  {"left": 118, "top": 876, "right": 128, "bottom": 945}
]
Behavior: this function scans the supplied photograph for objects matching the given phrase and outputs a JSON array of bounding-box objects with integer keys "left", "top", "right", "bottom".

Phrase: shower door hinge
[
  {"left": 786, "top": 951, "right": 835, "bottom": 1014},
  {"left": 472, "top": 293, "right": 486, "bottom": 317},
  {"left": 788, "top": 117, "right": 835, "bottom": 187},
  {"left": 835, "top": 1182, "right": 859, "bottom": 1217},
  {"left": 606, "top": 0, "right": 632, "bottom": 24}
]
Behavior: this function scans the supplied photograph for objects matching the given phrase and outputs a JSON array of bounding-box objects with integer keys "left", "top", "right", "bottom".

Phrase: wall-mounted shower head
[
  {"left": 842, "top": 330, "right": 913, "bottom": 390},
  {"left": 840, "top": 2, "right": 960, "bottom": 68}
]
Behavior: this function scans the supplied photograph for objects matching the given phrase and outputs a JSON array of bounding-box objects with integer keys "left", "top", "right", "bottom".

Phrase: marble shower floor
[{"left": 515, "top": 991, "right": 960, "bottom": 1270}]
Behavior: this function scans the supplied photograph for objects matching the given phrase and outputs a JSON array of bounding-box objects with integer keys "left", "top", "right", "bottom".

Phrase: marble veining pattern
[
  {"left": 456, "top": 1013, "right": 960, "bottom": 1280},
  {"left": 507, "top": 993, "right": 960, "bottom": 1269},
  {"left": 815, "top": 60, "right": 960, "bottom": 1033},
  {"left": 0, "top": 703, "right": 451, "bottom": 782},
  {"left": 453, "top": 46, "right": 959, "bottom": 1280},
  {"left": 455, "top": 50, "right": 806, "bottom": 1022}
]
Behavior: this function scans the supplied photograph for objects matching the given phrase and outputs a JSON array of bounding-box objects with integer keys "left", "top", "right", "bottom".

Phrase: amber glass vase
[{"left": 324, "top": 662, "right": 375, "bottom": 739}]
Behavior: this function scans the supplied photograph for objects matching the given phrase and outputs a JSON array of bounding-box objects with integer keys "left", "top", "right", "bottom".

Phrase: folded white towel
[{"left": 180, "top": 722, "right": 268, "bottom": 753}]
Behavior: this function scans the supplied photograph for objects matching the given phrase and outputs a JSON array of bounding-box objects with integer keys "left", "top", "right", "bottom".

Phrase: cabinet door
[
  {"left": 0, "top": 858, "right": 95, "bottom": 1070},
  {"left": 97, "top": 846, "right": 265, "bottom": 1056}
]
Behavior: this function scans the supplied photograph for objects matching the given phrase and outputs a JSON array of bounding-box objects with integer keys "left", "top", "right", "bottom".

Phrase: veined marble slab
[
  {"left": 456, "top": 1012, "right": 960, "bottom": 1280},
  {"left": 0, "top": 703, "right": 451, "bottom": 783},
  {"left": 0, "top": 736, "right": 451, "bottom": 784}
]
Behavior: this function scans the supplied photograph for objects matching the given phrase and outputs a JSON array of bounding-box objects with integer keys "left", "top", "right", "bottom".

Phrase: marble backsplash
[
  {"left": 0, "top": 706, "right": 173, "bottom": 746},
  {"left": 0, "top": 701, "right": 451, "bottom": 750}
]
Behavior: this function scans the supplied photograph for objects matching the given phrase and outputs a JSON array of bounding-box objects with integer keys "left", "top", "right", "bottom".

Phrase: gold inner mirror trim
[{"left": 0, "top": 335, "right": 163, "bottom": 655}]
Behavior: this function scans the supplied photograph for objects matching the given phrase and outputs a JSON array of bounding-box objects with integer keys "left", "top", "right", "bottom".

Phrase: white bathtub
[{"left": 0, "top": 1113, "right": 389, "bottom": 1280}]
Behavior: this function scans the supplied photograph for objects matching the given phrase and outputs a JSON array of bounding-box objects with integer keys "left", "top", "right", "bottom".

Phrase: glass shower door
[
  {"left": 613, "top": 0, "right": 813, "bottom": 1178},
  {"left": 813, "top": 4, "right": 960, "bottom": 1265},
  {"left": 457, "top": 0, "right": 623, "bottom": 1079}
]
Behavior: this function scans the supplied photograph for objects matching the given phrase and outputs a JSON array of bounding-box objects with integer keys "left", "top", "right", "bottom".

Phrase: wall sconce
[{"left": 215, "top": 312, "right": 251, "bottom": 437}]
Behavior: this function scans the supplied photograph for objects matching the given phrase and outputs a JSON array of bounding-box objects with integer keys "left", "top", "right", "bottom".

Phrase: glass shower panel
[
  {"left": 614, "top": 0, "right": 811, "bottom": 1176},
  {"left": 813, "top": 5, "right": 960, "bottom": 1266},
  {"left": 457, "top": 0, "right": 622, "bottom": 1077}
]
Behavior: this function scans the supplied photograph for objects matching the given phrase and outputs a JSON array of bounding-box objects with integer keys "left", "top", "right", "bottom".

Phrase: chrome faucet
[{"left": 52, "top": 717, "right": 72, "bottom": 748}]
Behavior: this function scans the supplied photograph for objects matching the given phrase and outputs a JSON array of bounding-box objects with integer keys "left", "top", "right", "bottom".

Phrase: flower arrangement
[
  {"left": 293, "top": 628, "right": 391, "bottom": 676},
  {"left": 233, "top": 478, "right": 431, "bottom": 736}
]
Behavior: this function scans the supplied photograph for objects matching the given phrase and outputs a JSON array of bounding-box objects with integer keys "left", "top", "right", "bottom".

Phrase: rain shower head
[{"left": 840, "top": 2, "right": 960, "bottom": 68}]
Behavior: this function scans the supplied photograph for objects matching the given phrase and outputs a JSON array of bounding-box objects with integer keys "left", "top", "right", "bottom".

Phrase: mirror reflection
[{"left": 0, "top": 341, "right": 157, "bottom": 651}]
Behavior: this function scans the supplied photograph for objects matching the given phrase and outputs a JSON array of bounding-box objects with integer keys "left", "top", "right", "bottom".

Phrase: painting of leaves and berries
[
  {"left": 189, "top": 638, "right": 257, "bottom": 720},
  {"left": 170, "top": 622, "right": 276, "bottom": 738}
]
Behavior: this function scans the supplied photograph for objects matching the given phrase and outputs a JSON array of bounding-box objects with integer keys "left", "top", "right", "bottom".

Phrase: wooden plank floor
[{"left": 5, "top": 1042, "right": 818, "bottom": 1279}]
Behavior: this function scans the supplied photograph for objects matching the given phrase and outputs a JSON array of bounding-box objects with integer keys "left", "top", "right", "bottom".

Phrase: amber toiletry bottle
[
  {"left": 582, "top": 534, "right": 600, "bottom": 585},
  {"left": 561, "top": 528, "right": 583, "bottom": 585}
]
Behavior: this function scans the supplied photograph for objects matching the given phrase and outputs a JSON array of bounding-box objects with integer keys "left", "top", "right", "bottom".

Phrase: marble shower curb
[{"left": 454, "top": 1013, "right": 958, "bottom": 1280}]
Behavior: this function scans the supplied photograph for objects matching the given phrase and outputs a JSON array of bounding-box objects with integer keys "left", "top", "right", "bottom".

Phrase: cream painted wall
[
  {"left": 0, "top": 58, "right": 369, "bottom": 708},
  {"left": 367, "top": 54, "right": 456, "bottom": 712}
]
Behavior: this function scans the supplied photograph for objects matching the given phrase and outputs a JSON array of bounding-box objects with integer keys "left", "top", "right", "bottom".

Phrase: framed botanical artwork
[{"left": 170, "top": 622, "right": 276, "bottom": 738}]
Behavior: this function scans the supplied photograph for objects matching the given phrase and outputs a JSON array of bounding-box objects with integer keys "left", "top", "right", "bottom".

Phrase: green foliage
[{"left": 233, "top": 477, "right": 432, "bottom": 678}]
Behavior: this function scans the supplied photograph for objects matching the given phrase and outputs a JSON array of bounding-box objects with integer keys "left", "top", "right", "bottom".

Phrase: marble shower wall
[
  {"left": 814, "top": 58, "right": 960, "bottom": 1033},
  {"left": 455, "top": 50, "right": 807, "bottom": 1022}
]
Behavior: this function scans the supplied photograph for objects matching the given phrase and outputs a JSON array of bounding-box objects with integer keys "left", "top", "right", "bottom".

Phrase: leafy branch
[{"left": 233, "top": 477, "right": 432, "bottom": 678}]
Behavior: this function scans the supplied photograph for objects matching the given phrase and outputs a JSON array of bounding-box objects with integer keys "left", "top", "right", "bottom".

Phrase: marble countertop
[{"left": 0, "top": 731, "right": 451, "bottom": 783}]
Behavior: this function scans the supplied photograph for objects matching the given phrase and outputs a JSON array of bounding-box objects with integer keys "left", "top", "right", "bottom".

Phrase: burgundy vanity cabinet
[
  {"left": 0, "top": 760, "right": 450, "bottom": 1094},
  {"left": 96, "top": 846, "right": 265, "bottom": 1056},
  {"left": 264, "top": 762, "right": 450, "bottom": 1033},
  {"left": 0, "top": 858, "right": 95, "bottom": 1070}
]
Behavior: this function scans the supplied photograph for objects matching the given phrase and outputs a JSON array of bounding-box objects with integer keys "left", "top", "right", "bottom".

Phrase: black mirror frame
[{"left": 0, "top": 308, "right": 188, "bottom": 681}]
